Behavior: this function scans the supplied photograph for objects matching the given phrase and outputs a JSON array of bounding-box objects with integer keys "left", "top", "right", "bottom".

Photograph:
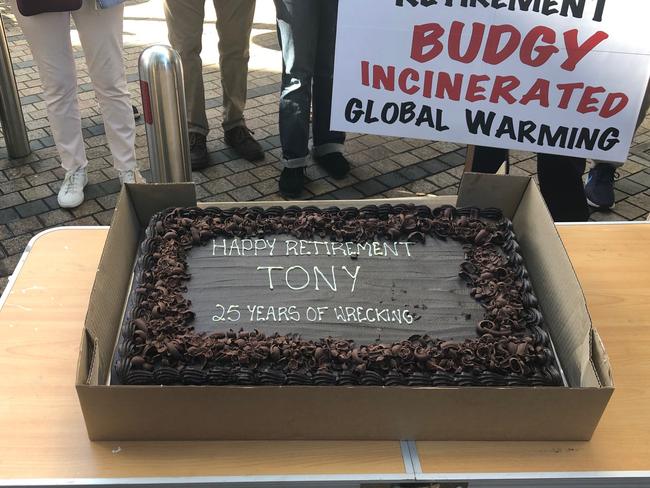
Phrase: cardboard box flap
[
  {"left": 512, "top": 180, "right": 600, "bottom": 388},
  {"left": 457, "top": 172, "right": 530, "bottom": 218},
  {"left": 592, "top": 329, "right": 614, "bottom": 387},
  {"left": 125, "top": 183, "right": 196, "bottom": 225}
]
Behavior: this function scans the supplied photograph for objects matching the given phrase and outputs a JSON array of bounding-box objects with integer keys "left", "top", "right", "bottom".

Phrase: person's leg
[
  {"left": 274, "top": 0, "right": 319, "bottom": 196},
  {"left": 73, "top": 1, "right": 136, "bottom": 174},
  {"left": 586, "top": 82, "right": 650, "bottom": 208},
  {"left": 469, "top": 146, "right": 508, "bottom": 173},
  {"left": 214, "top": 0, "right": 263, "bottom": 161},
  {"left": 10, "top": 3, "right": 89, "bottom": 207},
  {"left": 163, "top": 0, "right": 208, "bottom": 136},
  {"left": 537, "top": 154, "right": 589, "bottom": 222},
  {"left": 10, "top": 6, "right": 85, "bottom": 172},
  {"left": 163, "top": 0, "right": 210, "bottom": 170},
  {"left": 311, "top": 0, "right": 348, "bottom": 179}
]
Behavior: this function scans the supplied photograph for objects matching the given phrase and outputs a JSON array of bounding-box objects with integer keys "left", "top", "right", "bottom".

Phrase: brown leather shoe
[{"left": 224, "top": 126, "right": 264, "bottom": 162}]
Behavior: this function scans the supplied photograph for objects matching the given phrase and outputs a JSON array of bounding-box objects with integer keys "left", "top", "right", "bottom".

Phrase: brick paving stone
[
  {"left": 376, "top": 171, "right": 410, "bottom": 189},
  {"left": 625, "top": 192, "right": 650, "bottom": 211},
  {"left": 3, "top": 233, "right": 34, "bottom": 256},
  {"left": 203, "top": 178, "right": 236, "bottom": 195},
  {"left": 0, "top": 192, "right": 25, "bottom": 210},
  {"left": 349, "top": 165, "right": 381, "bottom": 181},
  {"left": 0, "top": 208, "right": 20, "bottom": 225},
  {"left": 397, "top": 165, "right": 429, "bottom": 181},
  {"left": 355, "top": 178, "right": 389, "bottom": 197},
  {"left": 96, "top": 193, "right": 119, "bottom": 210},
  {"left": 8, "top": 216, "right": 41, "bottom": 235},
  {"left": 370, "top": 158, "right": 401, "bottom": 174},
  {"left": 589, "top": 210, "right": 627, "bottom": 222},
  {"left": 15, "top": 199, "right": 49, "bottom": 218},
  {"left": 418, "top": 158, "right": 449, "bottom": 175},
  {"left": 0, "top": 177, "right": 31, "bottom": 194},
  {"left": 94, "top": 210, "right": 114, "bottom": 226},
  {"left": 438, "top": 151, "right": 466, "bottom": 167},
  {"left": 0, "top": 255, "right": 23, "bottom": 278},
  {"left": 0, "top": 225, "right": 11, "bottom": 240},
  {"left": 406, "top": 179, "right": 438, "bottom": 195},
  {"left": 0, "top": 277, "right": 8, "bottom": 291},
  {"left": 20, "top": 184, "right": 54, "bottom": 202},
  {"left": 427, "top": 172, "right": 459, "bottom": 188},
  {"left": 64, "top": 216, "right": 99, "bottom": 226},
  {"left": 253, "top": 178, "right": 280, "bottom": 196},
  {"left": 38, "top": 209, "right": 74, "bottom": 227},
  {"left": 210, "top": 192, "right": 236, "bottom": 203},
  {"left": 228, "top": 186, "right": 263, "bottom": 202},
  {"left": 616, "top": 178, "right": 646, "bottom": 195},
  {"left": 305, "top": 178, "right": 337, "bottom": 196},
  {"left": 612, "top": 201, "right": 647, "bottom": 220},
  {"left": 99, "top": 178, "right": 121, "bottom": 195},
  {"left": 329, "top": 187, "right": 365, "bottom": 200},
  {"left": 436, "top": 185, "right": 461, "bottom": 196},
  {"left": 628, "top": 171, "right": 650, "bottom": 188},
  {"left": 24, "top": 170, "right": 58, "bottom": 187},
  {"left": 227, "top": 171, "right": 259, "bottom": 187},
  {"left": 71, "top": 200, "right": 103, "bottom": 218}
]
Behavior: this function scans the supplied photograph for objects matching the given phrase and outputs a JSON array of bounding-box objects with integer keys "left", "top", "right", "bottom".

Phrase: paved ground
[{"left": 2, "top": 0, "right": 650, "bottom": 293}]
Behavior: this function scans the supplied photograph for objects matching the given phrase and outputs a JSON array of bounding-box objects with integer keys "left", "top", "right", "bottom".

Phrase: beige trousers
[{"left": 163, "top": 0, "right": 256, "bottom": 134}]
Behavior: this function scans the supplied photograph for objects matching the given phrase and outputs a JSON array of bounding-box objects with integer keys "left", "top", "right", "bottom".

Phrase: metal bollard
[
  {"left": 0, "top": 15, "right": 30, "bottom": 159},
  {"left": 139, "top": 45, "right": 192, "bottom": 183}
]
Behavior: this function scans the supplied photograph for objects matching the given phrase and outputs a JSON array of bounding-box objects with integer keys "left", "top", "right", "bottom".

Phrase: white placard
[{"left": 332, "top": 0, "right": 650, "bottom": 162}]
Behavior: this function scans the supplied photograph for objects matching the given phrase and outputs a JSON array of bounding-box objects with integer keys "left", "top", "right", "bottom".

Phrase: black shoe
[
  {"left": 132, "top": 105, "right": 141, "bottom": 120},
  {"left": 584, "top": 163, "right": 617, "bottom": 209},
  {"left": 279, "top": 167, "right": 305, "bottom": 198},
  {"left": 224, "top": 126, "right": 264, "bottom": 162},
  {"left": 189, "top": 132, "right": 209, "bottom": 170},
  {"left": 314, "top": 152, "right": 350, "bottom": 180}
]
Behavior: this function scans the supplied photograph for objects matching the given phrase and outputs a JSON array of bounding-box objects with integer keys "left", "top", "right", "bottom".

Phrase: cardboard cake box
[{"left": 75, "top": 173, "right": 613, "bottom": 441}]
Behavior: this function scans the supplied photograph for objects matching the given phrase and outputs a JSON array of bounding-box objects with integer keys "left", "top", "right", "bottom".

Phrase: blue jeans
[{"left": 274, "top": 0, "right": 346, "bottom": 168}]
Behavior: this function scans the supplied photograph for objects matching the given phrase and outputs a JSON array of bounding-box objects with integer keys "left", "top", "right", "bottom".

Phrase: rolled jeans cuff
[
  {"left": 283, "top": 155, "right": 309, "bottom": 169},
  {"left": 188, "top": 124, "right": 209, "bottom": 137},
  {"left": 312, "top": 143, "right": 345, "bottom": 158},
  {"left": 222, "top": 118, "right": 246, "bottom": 132}
]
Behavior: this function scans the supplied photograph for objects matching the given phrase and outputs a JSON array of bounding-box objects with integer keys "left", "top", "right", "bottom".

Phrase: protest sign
[{"left": 331, "top": 0, "right": 650, "bottom": 161}]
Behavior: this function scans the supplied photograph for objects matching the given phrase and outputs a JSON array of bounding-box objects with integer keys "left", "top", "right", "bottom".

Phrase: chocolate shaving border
[{"left": 113, "top": 204, "right": 562, "bottom": 387}]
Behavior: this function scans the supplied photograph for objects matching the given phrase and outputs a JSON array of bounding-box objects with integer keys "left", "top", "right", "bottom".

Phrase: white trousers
[{"left": 12, "top": 0, "right": 136, "bottom": 172}]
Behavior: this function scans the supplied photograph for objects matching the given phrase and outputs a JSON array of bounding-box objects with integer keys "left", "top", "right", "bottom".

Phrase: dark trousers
[
  {"left": 471, "top": 147, "right": 589, "bottom": 222},
  {"left": 274, "top": 0, "right": 346, "bottom": 168}
]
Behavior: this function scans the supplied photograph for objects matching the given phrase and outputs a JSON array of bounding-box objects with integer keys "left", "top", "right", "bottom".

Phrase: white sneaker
[
  {"left": 57, "top": 167, "right": 88, "bottom": 209},
  {"left": 118, "top": 168, "right": 146, "bottom": 184}
]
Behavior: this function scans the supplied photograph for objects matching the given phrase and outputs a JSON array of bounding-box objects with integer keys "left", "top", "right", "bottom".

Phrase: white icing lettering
[
  {"left": 342, "top": 265, "right": 361, "bottom": 293},
  {"left": 212, "top": 239, "right": 227, "bottom": 256},
  {"left": 229, "top": 239, "right": 241, "bottom": 256},
  {"left": 267, "top": 239, "right": 276, "bottom": 256},
  {"left": 253, "top": 239, "right": 267, "bottom": 256},
  {"left": 241, "top": 239, "right": 254, "bottom": 255},
  {"left": 400, "top": 241, "right": 415, "bottom": 257},
  {"left": 372, "top": 242, "right": 383, "bottom": 256},
  {"left": 257, "top": 266, "right": 283, "bottom": 290},
  {"left": 299, "top": 240, "right": 311, "bottom": 255},
  {"left": 384, "top": 242, "right": 399, "bottom": 257},
  {"left": 286, "top": 240, "right": 298, "bottom": 256},
  {"left": 313, "top": 265, "right": 337, "bottom": 292},
  {"left": 331, "top": 242, "right": 345, "bottom": 256},
  {"left": 286, "top": 265, "right": 310, "bottom": 291}
]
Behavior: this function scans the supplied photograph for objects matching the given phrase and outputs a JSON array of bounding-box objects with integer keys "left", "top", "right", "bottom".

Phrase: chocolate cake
[{"left": 112, "top": 204, "right": 563, "bottom": 387}]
